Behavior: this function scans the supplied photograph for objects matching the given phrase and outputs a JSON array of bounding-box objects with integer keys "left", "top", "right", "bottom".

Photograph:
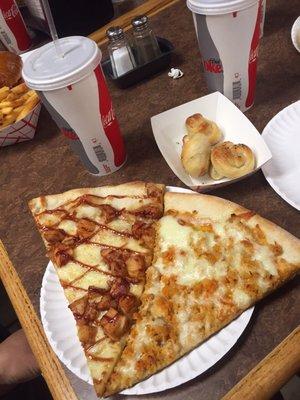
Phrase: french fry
[
  {"left": 6, "top": 98, "right": 26, "bottom": 108},
  {"left": 19, "top": 91, "right": 32, "bottom": 102},
  {"left": 26, "top": 89, "right": 37, "bottom": 98},
  {"left": 16, "top": 97, "right": 39, "bottom": 121},
  {"left": 0, "top": 82, "right": 39, "bottom": 128},
  {"left": 0, "top": 86, "right": 9, "bottom": 93},
  {"left": 25, "top": 93, "right": 39, "bottom": 105},
  {"left": 6, "top": 93, "right": 17, "bottom": 101},
  {"left": 0, "top": 87, "right": 9, "bottom": 101},
  {"left": 11, "top": 82, "right": 27, "bottom": 95},
  {"left": 1, "top": 107, "right": 13, "bottom": 115},
  {"left": 13, "top": 105, "right": 24, "bottom": 114},
  {"left": 0, "top": 101, "right": 12, "bottom": 108},
  {"left": 2, "top": 113, "right": 16, "bottom": 127}
]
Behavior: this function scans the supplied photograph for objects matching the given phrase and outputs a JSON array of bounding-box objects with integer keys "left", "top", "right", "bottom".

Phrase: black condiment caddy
[{"left": 102, "top": 37, "right": 174, "bottom": 89}]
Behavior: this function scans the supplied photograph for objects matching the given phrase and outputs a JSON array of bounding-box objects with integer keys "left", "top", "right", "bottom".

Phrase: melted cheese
[
  {"left": 254, "top": 245, "right": 278, "bottom": 276},
  {"left": 88, "top": 337, "right": 120, "bottom": 357},
  {"left": 92, "top": 230, "right": 148, "bottom": 253},
  {"left": 130, "top": 283, "right": 144, "bottom": 298},
  {"left": 258, "top": 277, "right": 270, "bottom": 291},
  {"left": 107, "top": 219, "right": 132, "bottom": 232},
  {"left": 156, "top": 216, "right": 228, "bottom": 285},
  {"left": 156, "top": 253, "right": 212, "bottom": 285},
  {"left": 214, "top": 261, "right": 228, "bottom": 277},
  {"left": 179, "top": 316, "right": 195, "bottom": 347},
  {"left": 74, "top": 270, "right": 109, "bottom": 290},
  {"left": 74, "top": 244, "right": 101, "bottom": 266},
  {"left": 159, "top": 216, "right": 194, "bottom": 251},
  {"left": 230, "top": 243, "right": 242, "bottom": 269},
  {"left": 232, "top": 288, "right": 251, "bottom": 308},
  {"left": 213, "top": 222, "right": 226, "bottom": 237},
  {"left": 58, "top": 219, "right": 78, "bottom": 235},
  {"left": 63, "top": 287, "right": 86, "bottom": 303},
  {"left": 75, "top": 204, "right": 100, "bottom": 221},
  {"left": 56, "top": 262, "right": 86, "bottom": 282},
  {"left": 37, "top": 213, "right": 61, "bottom": 226},
  {"left": 109, "top": 197, "right": 151, "bottom": 210},
  {"left": 225, "top": 223, "right": 247, "bottom": 241}
]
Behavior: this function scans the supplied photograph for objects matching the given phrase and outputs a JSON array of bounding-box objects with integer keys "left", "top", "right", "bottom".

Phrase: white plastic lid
[
  {"left": 22, "top": 36, "right": 101, "bottom": 91},
  {"left": 186, "top": 0, "right": 258, "bottom": 15}
]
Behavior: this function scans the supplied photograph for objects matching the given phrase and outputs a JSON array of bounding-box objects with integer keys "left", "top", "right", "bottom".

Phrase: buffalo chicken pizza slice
[
  {"left": 106, "top": 192, "right": 300, "bottom": 395},
  {"left": 29, "top": 182, "right": 165, "bottom": 397}
]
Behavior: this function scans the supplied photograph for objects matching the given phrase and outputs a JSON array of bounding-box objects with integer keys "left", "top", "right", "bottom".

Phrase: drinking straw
[{"left": 40, "top": 0, "right": 64, "bottom": 57}]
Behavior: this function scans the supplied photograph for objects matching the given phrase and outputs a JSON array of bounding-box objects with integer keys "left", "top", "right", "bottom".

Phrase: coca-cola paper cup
[
  {"left": 22, "top": 36, "right": 126, "bottom": 176},
  {"left": 0, "top": 0, "right": 31, "bottom": 54},
  {"left": 187, "top": 0, "right": 262, "bottom": 112}
]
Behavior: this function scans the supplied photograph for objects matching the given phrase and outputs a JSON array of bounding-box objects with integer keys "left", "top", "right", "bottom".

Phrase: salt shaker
[
  {"left": 107, "top": 26, "right": 136, "bottom": 77},
  {"left": 131, "top": 15, "right": 161, "bottom": 65}
]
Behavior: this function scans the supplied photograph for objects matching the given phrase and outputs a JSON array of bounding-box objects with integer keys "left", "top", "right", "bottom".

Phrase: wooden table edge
[
  {"left": 88, "top": 0, "right": 180, "bottom": 46},
  {"left": 222, "top": 326, "right": 300, "bottom": 399},
  {"left": 0, "top": 240, "right": 78, "bottom": 400}
]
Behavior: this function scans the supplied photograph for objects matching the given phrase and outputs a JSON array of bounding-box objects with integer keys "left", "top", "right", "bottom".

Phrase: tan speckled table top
[{"left": 0, "top": 1, "right": 299, "bottom": 399}]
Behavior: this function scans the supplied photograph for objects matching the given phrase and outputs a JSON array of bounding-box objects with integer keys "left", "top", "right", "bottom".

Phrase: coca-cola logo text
[
  {"left": 3, "top": 3, "right": 19, "bottom": 20},
  {"left": 203, "top": 58, "right": 223, "bottom": 73},
  {"left": 101, "top": 104, "right": 115, "bottom": 129}
]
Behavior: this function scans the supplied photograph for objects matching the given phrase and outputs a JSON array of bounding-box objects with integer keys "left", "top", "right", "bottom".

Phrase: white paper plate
[
  {"left": 151, "top": 92, "right": 272, "bottom": 192},
  {"left": 40, "top": 186, "right": 254, "bottom": 395},
  {"left": 291, "top": 16, "right": 300, "bottom": 52},
  {"left": 262, "top": 101, "right": 300, "bottom": 211}
]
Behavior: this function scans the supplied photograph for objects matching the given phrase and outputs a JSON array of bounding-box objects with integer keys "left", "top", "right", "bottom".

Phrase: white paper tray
[{"left": 151, "top": 92, "right": 272, "bottom": 191}]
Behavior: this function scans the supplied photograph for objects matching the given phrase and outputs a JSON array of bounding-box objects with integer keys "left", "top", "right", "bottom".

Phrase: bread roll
[
  {"left": 0, "top": 51, "right": 22, "bottom": 88},
  {"left": 209, "top": 165, "right": 224, "bottom": 180},
  {"left": 210, "top": 141, "right": 255, "bottom": 179},
  {"left": 185, "top": 113, "right": 222, "bottom": 145},
  {"left": 181, "top": 133, "right": 211, "bottom": 177}
]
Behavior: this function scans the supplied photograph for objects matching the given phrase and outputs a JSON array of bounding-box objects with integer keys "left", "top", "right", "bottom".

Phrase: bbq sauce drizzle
[{"left": 36, "top": 191, "right": 162, "bottom": 365}]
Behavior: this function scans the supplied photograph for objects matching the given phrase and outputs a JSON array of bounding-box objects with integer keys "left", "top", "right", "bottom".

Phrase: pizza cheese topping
[
  {"left": 29, "top": 182, "right": 165, "bottom": 396},
  {"left": 105, "top": 206, "right": 299, "bottom": 395}
]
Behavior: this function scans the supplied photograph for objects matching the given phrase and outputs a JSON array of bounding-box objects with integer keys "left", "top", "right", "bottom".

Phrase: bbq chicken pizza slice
[
  {"left": 106, "top": 192, "right": 300, "bottom": 395},
  {"left": 29, "top": 182, "right": 165, "bottom": 397}
]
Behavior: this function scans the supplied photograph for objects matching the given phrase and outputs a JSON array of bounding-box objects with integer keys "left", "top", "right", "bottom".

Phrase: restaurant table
[{"left": 0, "top": 0, "right": 299, "bottom": 399}]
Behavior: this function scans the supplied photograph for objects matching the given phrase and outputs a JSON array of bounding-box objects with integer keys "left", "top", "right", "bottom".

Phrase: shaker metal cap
[
  {"left": 131, "top": 15, "right": 148, "bottom": 28},
  {"left": 106, "top": 26, "right": 124, "bottom": 40}
]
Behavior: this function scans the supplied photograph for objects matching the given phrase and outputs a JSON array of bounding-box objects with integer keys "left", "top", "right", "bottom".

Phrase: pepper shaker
[
  {"left": 107, "top": 26, "right": 136, "bottom": 77},
  {"left": 131, "top": 15, "right": 161, "bottom": 65}
]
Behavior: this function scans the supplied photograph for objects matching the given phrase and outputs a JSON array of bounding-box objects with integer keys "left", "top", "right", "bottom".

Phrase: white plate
[
  {"left": 151, "top": 92, "right": 272, "bottom": 192},
  {"left": 40, "top": 186, "right": 254, "bottom": 395},
  {"left": 262, "top": 101, "right": 300, "bottom": 211},
  {"left": 291, "top": 16, "right": 300, "bottom": 53}
]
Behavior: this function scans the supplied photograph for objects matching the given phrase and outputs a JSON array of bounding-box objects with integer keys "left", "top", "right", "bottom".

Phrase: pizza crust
[
  {"left": 164, "top": 192, "right": 247, "bottom": 220},
  {"left": 29, "top": 181, "right": 164, "bottom": 214}
]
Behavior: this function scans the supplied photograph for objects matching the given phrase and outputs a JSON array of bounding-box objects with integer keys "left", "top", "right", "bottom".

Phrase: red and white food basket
[{"left": 0, "top": 101, "right": 41, "bottom": 147}]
